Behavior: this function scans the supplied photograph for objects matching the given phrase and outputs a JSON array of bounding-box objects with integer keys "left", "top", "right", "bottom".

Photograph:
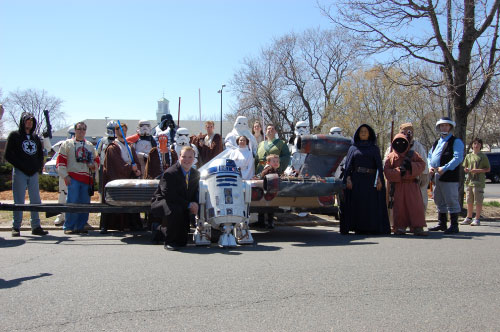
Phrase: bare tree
[
  {"left": 0, "top": 88, "right": 5, "bottom": 138},
  {"left": 329, "top": 66, "right": 415, "bottom": 150},
  {"left": 4, "top": 88, "right": 65, "bottom": 135},
  {"left": 230, "top": 48, "right": 303, "bottom": 139},
  {"left": 230, "top": 28, "right": 360, "bottom": 139},
  {"left": 321, "top": 0, "right": 500, "bottom": 147}
]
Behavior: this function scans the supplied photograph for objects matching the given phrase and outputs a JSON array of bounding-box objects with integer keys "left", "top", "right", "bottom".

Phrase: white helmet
[
  {"left": 138, "top": 120, "right": 151, "bottom": 136},
  {"left": 175, "top": 127, "right": 190, "bottom": 146},
  {"left": 329, "top": 126, "right": 342, "bottom": 136},
  {"left": 233, "top": 116, "right": 249, "bottom": 136},
  {"left": 435, "top": 117, "right": 455, "bottom": 137},
  {"left": 67, "top": 125, "right": 76, "bottom": 138},
  {"left": 294, "top": 120, "right": 309, "bottom": 137},
  {"left": 106, "top": 120, "right": 117, "bottom": 138},
  {"left": 435, "top": 117, "right": 455, "bottom": 131}
]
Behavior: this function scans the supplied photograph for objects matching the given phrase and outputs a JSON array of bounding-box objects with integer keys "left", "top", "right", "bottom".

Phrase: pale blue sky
[{"left": 0, "top": 0, "right": 333, "bottom": 130}]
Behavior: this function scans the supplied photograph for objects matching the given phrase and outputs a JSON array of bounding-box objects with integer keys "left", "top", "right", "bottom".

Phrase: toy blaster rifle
[{"left": 42, "top": 110, "right": 52, "bottom": 139}]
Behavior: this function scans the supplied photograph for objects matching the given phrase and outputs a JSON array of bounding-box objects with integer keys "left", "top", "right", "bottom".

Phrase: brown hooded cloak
[{"left": 384, "top": 133, "right": 427, "bottom": 230}]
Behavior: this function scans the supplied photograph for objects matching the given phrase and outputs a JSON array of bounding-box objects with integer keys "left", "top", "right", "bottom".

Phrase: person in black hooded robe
[{"left": 340, "top": 124, "right": 390, "bottom": 235}]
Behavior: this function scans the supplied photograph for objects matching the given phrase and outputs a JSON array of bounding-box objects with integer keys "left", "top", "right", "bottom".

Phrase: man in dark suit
[{"left": 151, "top": 146, "right": 200, "bottom": 251}]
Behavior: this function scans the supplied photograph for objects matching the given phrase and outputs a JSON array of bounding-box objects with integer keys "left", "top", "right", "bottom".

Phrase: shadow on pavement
[
  {"left": 254, "top": 226, "right": 379, "bottom": 247},
  {"left": 0, "top": 237, "right": 26, "bottom": 248},
  {"left": 0, "top": 273, "right": 52, "bottom": 289},
  {"left": 120, "top": 232, "right": 282, "bottom": 253}
]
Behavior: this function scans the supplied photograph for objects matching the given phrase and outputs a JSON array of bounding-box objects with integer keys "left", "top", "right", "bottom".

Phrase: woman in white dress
[{"left": 229, "top": 136, "right": 255, "bottom": 180}]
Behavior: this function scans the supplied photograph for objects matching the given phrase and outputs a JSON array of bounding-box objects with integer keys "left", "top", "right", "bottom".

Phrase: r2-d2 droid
[{"left": 194, "top": 158, "right": 253, "bottom": 247}]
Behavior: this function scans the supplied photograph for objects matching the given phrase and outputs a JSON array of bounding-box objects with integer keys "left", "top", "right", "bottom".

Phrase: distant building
[{"left": 156, "top": 97, "right": 170, "bottom": 124}]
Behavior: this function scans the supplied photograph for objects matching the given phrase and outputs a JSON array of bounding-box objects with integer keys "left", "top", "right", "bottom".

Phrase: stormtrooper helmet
[
  {"left": 329, "top": 127, "right": 343, "bottom": 136},
  {"left": 106, "top": 120, "right": 117, "bottom": 138},
  {"left": 175, "top": 127, "right": 190, "bottom": 146},
  {"left": 67, "top": 125, "right": 76, "bottom": 139},
  {"left": 138, "top": 120, "right": 151, "bottom": 136},
  {"left": 294, "top": 120, "right": 309, "bottom": 136}
]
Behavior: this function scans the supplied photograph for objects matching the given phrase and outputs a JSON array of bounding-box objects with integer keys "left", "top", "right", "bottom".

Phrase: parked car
[
  {"left": 485, "top": 152, "right": 500, "bottom": 183},
  {"left": 42, "top": 152, "right": 58, "bottom": 177}
]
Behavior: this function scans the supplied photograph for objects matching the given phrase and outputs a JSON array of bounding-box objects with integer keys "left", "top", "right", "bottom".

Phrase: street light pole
[{"left": 217, "top": 84, "right": 226, "bottom": 138}]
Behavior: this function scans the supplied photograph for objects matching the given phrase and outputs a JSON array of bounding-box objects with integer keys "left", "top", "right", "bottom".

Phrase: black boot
[
  {"left": 429, "top": 213, "right": 448, "bottom": 231},
  {"left": 255, "top": 213, "right": 266, "bottom": 228},
  {"left": 444, "top": 213, "right": 460, "bottom": 234}
]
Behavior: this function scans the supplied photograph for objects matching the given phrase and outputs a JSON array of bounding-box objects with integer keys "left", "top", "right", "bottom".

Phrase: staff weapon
[
  {"left": 117, "top": 120, "right": 136, "bottom": 166},
  {"left": 390, "top": 107, "right": 395, "bottom": 152},
  {"left": 177, "top": 97, "right": 181, "bottom": 127},
  {"left": 199, "top": 89, "right": 202, "bottom": 133},
  {"left": 261, "top": 107, "right": 266, "bottom": 142}
]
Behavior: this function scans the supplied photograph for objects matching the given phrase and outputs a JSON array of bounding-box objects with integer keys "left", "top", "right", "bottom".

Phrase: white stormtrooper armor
[
  {"left": 329, "top": 127, "right": 343, "bottom": 137},
  {"left": 225, "top": 116, "right": 258, "bottom": 156},
  {"left": 133, "top": 120, "right": 155, "bottom": 178},
  {"left": 174, "top": 127, "right": 199, "bottom": 168},
  {"left": 285, "top": 120, "right": 309, "bottom": 175}
]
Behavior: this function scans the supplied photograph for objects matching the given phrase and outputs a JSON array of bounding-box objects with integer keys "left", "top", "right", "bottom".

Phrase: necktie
[{"left": 185, "top": 172, "right": 189, "bottom": 188}]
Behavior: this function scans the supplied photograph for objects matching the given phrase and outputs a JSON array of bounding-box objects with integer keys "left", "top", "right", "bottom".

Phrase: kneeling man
[{"left": 151, "top": 146, "right": 200, "bottom": 251}]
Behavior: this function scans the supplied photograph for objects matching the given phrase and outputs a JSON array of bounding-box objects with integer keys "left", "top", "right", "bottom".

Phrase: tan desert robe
[{"left": 384, "top": 134, "right": 427, "bottom": 230}]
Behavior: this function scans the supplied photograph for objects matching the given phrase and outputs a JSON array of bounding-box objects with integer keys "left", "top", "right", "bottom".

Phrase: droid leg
[
  {"left": 193, "top": 216, "right": 211, "bottom": 246},
  {"left": 218, "top": 223, "right": 237, "bottom": 248},
  {"left": 234, "top": 219, "right": 254, "bottom": 244}
]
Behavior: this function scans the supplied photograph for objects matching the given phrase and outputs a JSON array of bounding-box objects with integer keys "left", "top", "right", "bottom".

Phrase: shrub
[
  {"left": 484, "top": 200, "right": 500, "bottom": 208},
  {"left": 0, "top": 163, "right": 13, "bottom": 191},
  {"left": 39, "top": 175, "right": 59, "bottom": 192}
]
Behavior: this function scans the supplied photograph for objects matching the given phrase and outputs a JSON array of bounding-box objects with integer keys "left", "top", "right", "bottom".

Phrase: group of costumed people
[
  {"left": 340, "top": 123, "right": 428, "bottom": 236},
  {"left": 73, "top": 110, "right": 461, "bottom": 237},
  {"left": 340, "top": 117, "right": 465, "bottom": 236},
  {"left": 95, "top": 115, "right": 224, "bottom": 234}
]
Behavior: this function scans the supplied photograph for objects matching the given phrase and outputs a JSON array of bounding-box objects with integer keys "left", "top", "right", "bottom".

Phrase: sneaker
[
  {"left": 471, "top": 219, "right": 480, "bottom": 226},
  {"left": 12, "top": 228, "right": 20, "bottom": 237},
  {"left": 460, "top": 217, "right": 472, "bottom": 225},
  {"left": 31, "top": 227, "right": 48, "bottom": 236},
  {"left": 54, "top": 215, "right": 65, "bottom": 226},
  {"left": 64, "top": 230, "right": 77, "bottom": 235}
]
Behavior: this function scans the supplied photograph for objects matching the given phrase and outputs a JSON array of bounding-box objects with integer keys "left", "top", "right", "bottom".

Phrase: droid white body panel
[{"left": 195, "top": 158, "right": 253, "bottom": 247}]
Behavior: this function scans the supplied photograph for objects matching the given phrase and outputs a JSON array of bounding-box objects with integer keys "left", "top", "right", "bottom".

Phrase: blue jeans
[
  {"left": 64, "top": 178, "right": 91, "bottom": 231},
  {"left": 12, "top": 168, "right": 41, "bottom": 229}
]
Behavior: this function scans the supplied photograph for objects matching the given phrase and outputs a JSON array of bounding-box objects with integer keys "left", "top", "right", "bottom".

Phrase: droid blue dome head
[{"left": 201, "top": 158, "right": 241, "bottom": 179}]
